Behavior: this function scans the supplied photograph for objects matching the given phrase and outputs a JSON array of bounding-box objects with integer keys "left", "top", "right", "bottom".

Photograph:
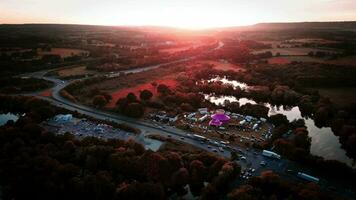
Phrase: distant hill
[
  {"left": 216, "top": 21, "right": 356, "bottom": 32},
  {"left": 253, "top": 21, "right": 356, "bottom": 30}
]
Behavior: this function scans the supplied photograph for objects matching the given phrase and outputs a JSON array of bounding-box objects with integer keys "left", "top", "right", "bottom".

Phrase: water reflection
[
  {"left": 204, "top": 93, "right": 354, "bottom": 167},
  {"left": 0, "top": 113, "right": 19, "bottom": 126},
  {"left": 207, "top": 76, "right": 249, "bottom": 90}
]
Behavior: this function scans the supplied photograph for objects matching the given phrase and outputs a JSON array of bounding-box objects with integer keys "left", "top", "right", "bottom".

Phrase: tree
[
  {"left": 124, "top": 102, "right": 144, "bottom": 118},
  {"left": 228, "top": 185, "right": 256, "bottom": 200},
  {"left": 189, "top": 160, "right": 206, "bottom": 196},
  {"left": 151, "top": 82, "right": 157, "bottom": 87},
  {"left": 180, "top": 103, "right": 194, "bottom": 112},
  {"left": 92, "top": 95, "right": 107, "bottom": 107},
  {"left": 230, "top": 151, "right": 238, "bottom": 161},
  {"left": 268, "top": 114, "right": 288, "bottom": 126},
  {"left": 140, "top": 90, "right": 153, "bottom": 101},
  {"left": 157, "top": 84, "right": 170, "bottom": 95},
  {"left": 126, "top": 92, "right": 137, "bottom": 103},
  {"left": 171, "top": 168, "right": 189, "bottom": 195}
]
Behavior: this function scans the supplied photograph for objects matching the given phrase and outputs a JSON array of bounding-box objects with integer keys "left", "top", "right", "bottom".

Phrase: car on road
[
  {"left": 180, "top": 137, "right": 185, "bottom": 140},
  {"left": 212, "top": 149, "right": 218, "bottom": 153},
  {"left": 247, "top": 168, "right": 255, "bottom": 173},
  {"left": 260, "top": 161, "right": 266, "bottom": 166},
  {"left": 219, "top": 147, "right": 224, "bottom": 152},
  {"left": 207, "top": 146, "right": 212, "bottom": 148},
  {"left": 167, "top": 134, "right": 172, "bottom": 137}
]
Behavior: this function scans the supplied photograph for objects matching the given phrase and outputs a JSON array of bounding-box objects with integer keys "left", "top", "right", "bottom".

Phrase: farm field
[
  {"left": 326, "top": 56, "right": 356, "bottom": 66},
  {"left": 39, "top": 89, "right": 52, "bottom": 97},
  {"left": 197, "top": 59, "right": 244, "bottom": 71},
  {"left": 253, "top": 47, "right": 339, "bottom": 56},
  {"left": 38, "top": 48, "right": 89, "bottom": 58},
  {"left": 159, "top": 46, "right": 192, "bottom": 53},
  {"left": 285, "top": 38, "right": 339, "bottom": 44},
  {"left": 107, "top": 78, "right": 177, "bottom": 108},
  {"left": 267, "top": 56, "right": 324, "bottom": 64},
  {"left": 56, "top": 65, "right": 95, "bottom": 78}
]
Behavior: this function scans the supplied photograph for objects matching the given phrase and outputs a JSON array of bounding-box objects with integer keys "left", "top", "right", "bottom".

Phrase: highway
[{"left": 17, "top": 40, "right": 355, "bottom": 199}]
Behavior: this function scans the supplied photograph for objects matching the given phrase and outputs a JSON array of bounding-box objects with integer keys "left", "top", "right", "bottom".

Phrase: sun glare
[{"left": 1, "top": 0, "right": 356, "bottom": 29}]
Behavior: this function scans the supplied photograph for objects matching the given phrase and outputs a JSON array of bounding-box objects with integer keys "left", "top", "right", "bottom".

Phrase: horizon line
[{"left": 1, "top": 20, "right": 356, "bottom": 31}]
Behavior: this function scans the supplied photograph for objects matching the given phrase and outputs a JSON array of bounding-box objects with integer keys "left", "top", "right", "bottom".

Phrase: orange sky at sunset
[{"left": 1, "top": 0, "right": 356, "bottom": 29}]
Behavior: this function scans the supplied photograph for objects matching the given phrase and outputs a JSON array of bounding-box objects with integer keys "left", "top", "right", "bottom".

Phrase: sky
[{"left": 1, "top": 0, "right": 356, "bottom": 29}]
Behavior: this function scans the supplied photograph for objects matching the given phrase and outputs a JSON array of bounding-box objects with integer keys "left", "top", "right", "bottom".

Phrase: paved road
[{"left": 18, "top": 40, "right": 355, "bottom": 199}]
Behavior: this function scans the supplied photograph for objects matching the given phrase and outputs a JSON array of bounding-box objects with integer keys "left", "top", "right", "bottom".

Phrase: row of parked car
[{"left": 240, "top": 167, "right": 256, "bottom": 180}]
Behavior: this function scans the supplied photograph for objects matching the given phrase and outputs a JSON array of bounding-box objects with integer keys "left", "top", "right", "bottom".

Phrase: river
[
  {"left": 204, "top": 76, "right": 354, "bottom": 167},
  {"left": 0, "top": 113, "right": 19, "bottom": 126}
]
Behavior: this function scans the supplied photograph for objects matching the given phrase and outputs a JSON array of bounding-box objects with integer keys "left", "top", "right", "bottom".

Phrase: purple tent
[
  {"left": 209, "top": 109, "right": 230, "bottom": 126},
  {"left": 209, "top": 119, "right": 223, "bottom": 126}
]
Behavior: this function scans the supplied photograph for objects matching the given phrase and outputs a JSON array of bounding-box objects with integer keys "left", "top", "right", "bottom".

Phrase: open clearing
[
  {"left": 253, "top": 47, "right": 339, "bottom": 56},
  {"left": 326, "top": 56, "right": 356, "bottom": 66},
  {"left": 107, "top": 79, "right": 177, "bottom": 108},
  {"left": 39, "top": 90, "right": 52, "bottom": 97},
  {"left": 268, "top": 56, "right": 324, "bottom": 64},
  {"left": 285, "top": 38, "right": 339, "bottom": 44},
  {"left": 197, "top": 60, "right": 244, "bottom": 71},
  {"left": 159, "top": 46, "right": 192, "bottom": 53},
  {"left": 38, "top": 48, "right": 89, "bottom": 58},
  {"left": 268, "top": 57, "right": 291, "bottom": 64},
  {"left": 56, "top": 65, "right": 95, "bottom": 78}
]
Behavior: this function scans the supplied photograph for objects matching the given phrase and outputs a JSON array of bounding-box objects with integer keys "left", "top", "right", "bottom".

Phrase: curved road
[{"left": 20, "top": 40, "right": 355, "bottom": 199}]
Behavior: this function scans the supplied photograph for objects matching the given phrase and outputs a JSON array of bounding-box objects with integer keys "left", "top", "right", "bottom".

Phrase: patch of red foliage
[
  {"left": 107, "top": 79, "right": 177, "bottom": 108},
  {"left": 39, "top": 90, "right": 52, "bottom": 97},
  {"left": 268, "top": 57, "right": 291, "bottom": 65}
]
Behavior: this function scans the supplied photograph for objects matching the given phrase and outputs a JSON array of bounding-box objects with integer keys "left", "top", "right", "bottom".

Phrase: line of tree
[{"left": 0, "top": 119, "right": 241, "bottom": 199}]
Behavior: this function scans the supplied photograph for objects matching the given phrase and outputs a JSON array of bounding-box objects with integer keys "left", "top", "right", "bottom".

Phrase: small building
[
  {"left": 252, "top": 123, "right": 259, "bottom": 130},
  {"left": 198, "top": 114, "right": 209, "bottom": 122},
  {"left": 260, "top": 117, "right": 267, "bottom": 122},
  {"left": 198, "top": 108, "right": 209, "bottom": 115},
  {"left": 186, "top": 112, "right": 196, "bottom": 119},
  {"left": 245, "top": 116, "right": 253, "bottom": 122},
  {"left": 209, "top": 109, "right": 230, "bottom": 127},
  {"left": 152, "top": 111, "right": 178, "bottom": 123},
  {"left": 54, "top": 114, "right": 73, "bottom": 122}
]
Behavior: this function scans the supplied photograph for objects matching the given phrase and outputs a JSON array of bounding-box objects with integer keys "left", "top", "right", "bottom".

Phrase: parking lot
[{"left": 42, "top": 114, "right": 163, "bottom": 151}]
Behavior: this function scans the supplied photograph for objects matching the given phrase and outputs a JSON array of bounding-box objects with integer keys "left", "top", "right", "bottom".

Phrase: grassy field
[
  {"left": 268, "top": 56, "right": 324, "bottom": 64},
  {"left": 197, "top": 59, "right": 244, "bottom": 71},
  {"left": 285, "top": 38, "right": 339, "bottom": 44},
  {"left": 38, "top": 48, "right": 89, "bottom": 58},
  {"left": 159, "top": 46, "right": 192, "bottom": 53},
  {"left": 326, "top": 56, "right": 356, "bottom": 66},
  {"left": 56, "top": 65, "right": 95, "bottom": 78},
  {"left": 108, "top": 78, "right": 177, "bottom": 108},
  {"left": 148, "top": 134, "right": 204, "bottom": 153},
  {"left": 268, "top": 57, "right": 291, "bottom": 64},
  {"left": 253, "top": 47, "right": 339, "bottom": 56}
]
